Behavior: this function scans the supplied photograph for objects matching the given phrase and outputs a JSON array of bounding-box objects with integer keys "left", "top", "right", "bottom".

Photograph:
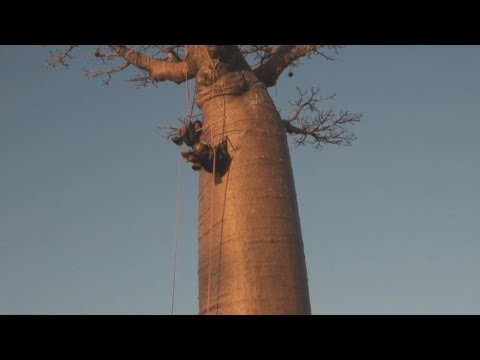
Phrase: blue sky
[{"left": 1, "top": 45, "right": 480, "bottom": 314}]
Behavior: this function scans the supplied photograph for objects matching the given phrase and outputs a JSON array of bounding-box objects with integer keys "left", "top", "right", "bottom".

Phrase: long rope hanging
[
  {"left": 172, "top": 47, "right": 228, "bottom": 315},
  {"left": 207, "top": 100, "right": 228, "bottom": 315},
  {"left": 171, "top": 155, "right": 181, "bottom": 315},
  {"left": 206, "top": 146, "right": 216, "bottom": 315},
  {"left": 204, "top": 46, "right": 228, "bottom": 315},
  {"left": 206, "top": 46, "right": 216, "bottom": 315},
  {"left": 171, "top": 61, "right": 193, "bottom": 315}
]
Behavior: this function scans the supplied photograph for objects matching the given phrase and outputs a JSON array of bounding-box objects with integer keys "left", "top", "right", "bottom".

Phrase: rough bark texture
[{"left": 194, "top": 46, "right": 311, "bottom": 314}]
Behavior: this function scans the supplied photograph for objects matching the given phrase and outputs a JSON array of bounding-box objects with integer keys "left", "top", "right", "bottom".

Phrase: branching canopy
[
  {"left": 45, "top": 45, "right": 360, "bottom": 150},
  {"left": 282, "top": 87, "right": 361, "bottom": 149}
]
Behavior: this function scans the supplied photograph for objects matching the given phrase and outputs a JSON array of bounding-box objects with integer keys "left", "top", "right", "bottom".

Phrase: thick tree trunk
[{"left": 196, "top": 70, "right": 311, "bottom": 314}]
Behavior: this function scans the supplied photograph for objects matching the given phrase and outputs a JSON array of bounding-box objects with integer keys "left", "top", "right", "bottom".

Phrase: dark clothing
[{"left": 171, "top": 121, "right": 202, "bottom": 147}]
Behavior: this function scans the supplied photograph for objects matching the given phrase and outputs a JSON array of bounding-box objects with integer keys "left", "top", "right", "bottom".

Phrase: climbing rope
[
  {"left": 184, "top": 61, "right": 196, "bottom": 125},
  {"left": 171, "top": 155, "right": 182, "bottom": 315},
  {"left": 171, "top": 54, "right": 194, "bottom": 315},
  {"left": 203, "top": 46, "right": 229, "bottom": 315},
  {"left": 205, "top": 46, "right": 216, "bottom": 315},
  {"left": 206, "top": 147, "right": 215, "bottom": 315}
]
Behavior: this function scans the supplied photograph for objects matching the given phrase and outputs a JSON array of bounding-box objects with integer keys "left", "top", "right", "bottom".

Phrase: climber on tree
[
  {"left": 171, "top": 119, "right": 231, "bottom": 175},
  {"left": 180, "top": 138, "right": 230, "bottom": 175},
  {"left": 171, "top": 120, "right": 202, "bottom": 147}
]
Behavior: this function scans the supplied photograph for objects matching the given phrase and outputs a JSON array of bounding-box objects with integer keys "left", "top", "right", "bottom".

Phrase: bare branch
[
  {"left": 84, "top": 61, "right": 130, "bottom": 86},
  {"left": 286, "top": 87, "right": 336, "bottom": 123},
  {"left": 126, "top": 73, "right": 160, "bottom": 88},
  {"left": 86, "top": 46, "right": 182, "bottom": 86},
  {"left": 281, "top": 87, "right": 362, "bottom": 150},
  {"left": 45, "top": 45, "right": 338, "bottom": 88},
  {"left": 108, "top": 45, "right": 196, "bottom": 84},
  {"left": 46, "top": 45, "right": 79, "bottom": 68},
  {"left": 253, "top": 45, "right": 327, "bottom": 87}
]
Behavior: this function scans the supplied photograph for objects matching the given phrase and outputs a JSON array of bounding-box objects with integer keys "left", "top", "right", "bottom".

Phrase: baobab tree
[{"left": 46, "top": 45, "right": 361, "bottom": 315}]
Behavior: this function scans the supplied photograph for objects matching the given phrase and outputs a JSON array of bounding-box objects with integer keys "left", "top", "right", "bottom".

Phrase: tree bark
[
  {"left": 109, "top": 45, "right": 197, "bottom": 83},
  {"left": 194, "top": 52, "right": 311, "bottom": 314},
  {"left": 254, "top": 45, "right": 324, "bottom": 88}
]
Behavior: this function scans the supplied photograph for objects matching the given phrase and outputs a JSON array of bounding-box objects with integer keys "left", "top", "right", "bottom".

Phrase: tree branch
[
  {"left": 46, "top": 45, "right": 79, "bottom": 68},
  {"left": 108, "top": 45, "right": 196, "bottom": 84},
  {"left": 253, "top": 45, "right": 325, "bottom": 87},
  {"left": 286, "top": 87, "right": 336, "bottom": 123},
  {"left": 281, "top": 87, "right": 362, "bottom": 150},
  {"left": 84, "top": 61, "right": 130, "bottom": 86}
]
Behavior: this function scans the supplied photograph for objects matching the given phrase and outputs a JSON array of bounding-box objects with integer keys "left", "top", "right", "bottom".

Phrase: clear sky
[{"left": 1, "top": 45, "right": 480, "bottom": 315}]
